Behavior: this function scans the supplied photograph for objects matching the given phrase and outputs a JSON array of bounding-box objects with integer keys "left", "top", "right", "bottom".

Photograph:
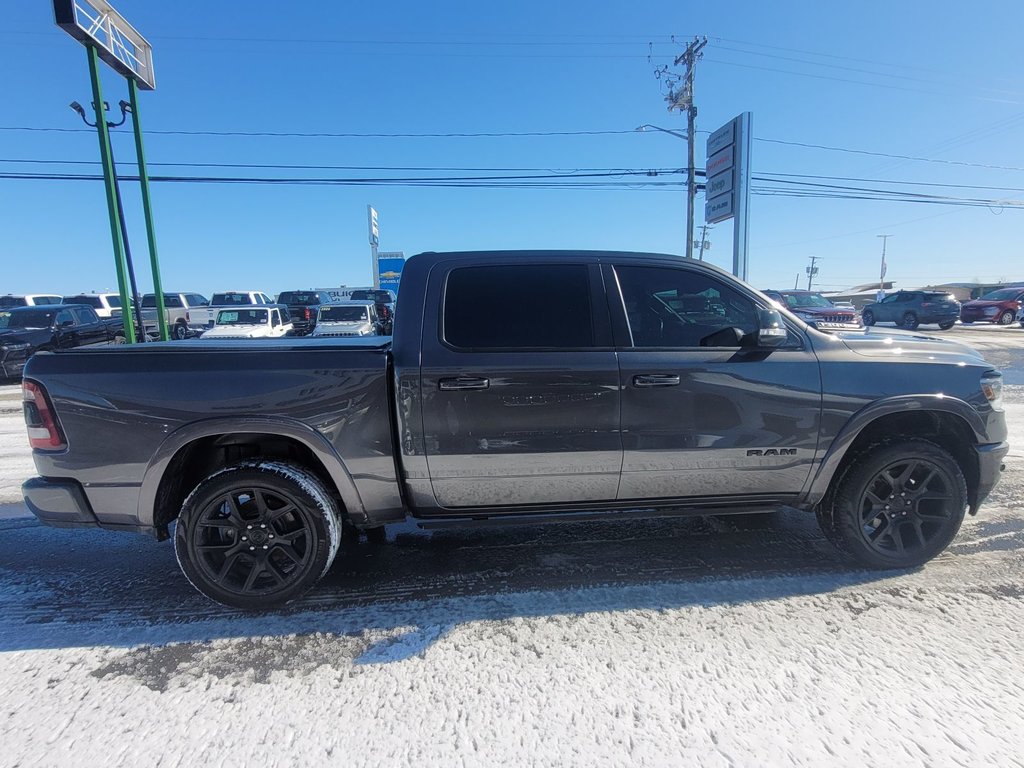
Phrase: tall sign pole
[
  {"left": 54, "top": 0, "right": 161, "bottom": 343},
  {"left": 368, "top": 205, "right": 380, "bottom": 288},
  {"left": 705, "top": 112, "right": 753, "bottom": 282},
  {"left": 127, "top": 79, "right": 168, "bottom": 340},
  {"left": 732, "top": 111, "right": 753, "bottom": 282},
  {"left": 86, "top": 44, "right": 135, "bottom": 343}
]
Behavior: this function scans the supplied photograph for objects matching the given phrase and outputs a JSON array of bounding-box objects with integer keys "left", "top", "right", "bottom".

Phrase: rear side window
[{"left": 443, "top": 264, "right": 595, "bottom": 349}]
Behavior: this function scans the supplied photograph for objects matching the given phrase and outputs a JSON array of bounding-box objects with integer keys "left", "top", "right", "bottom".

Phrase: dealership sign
[
  {"left": 704, "top": 112, "right": 752, "bottom": 281},
  {"left": 377, "top": 252, "right": 406, "bottom": 295}
]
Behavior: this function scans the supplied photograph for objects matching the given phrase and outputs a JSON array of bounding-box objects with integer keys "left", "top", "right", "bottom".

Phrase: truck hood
[
  {"left": 0, "top": 328, "right": 50, "bottom": 347},
  {"left": 962, "top": 299, "right": 1013, "bottom": 309},
  {"left": 834, "top": 328, "right": 986, "bottom": 363}
]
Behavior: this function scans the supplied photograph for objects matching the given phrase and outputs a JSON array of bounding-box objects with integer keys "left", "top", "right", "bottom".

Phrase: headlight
[
  {"left": 795, "top": 312, "right": 816, "bottom": 321},
  {"left": 981, "top": 372, "right": 1003, "bottom": 411},
  {"left": 2, "top": 343, "right": 30, "bottom": 351}
]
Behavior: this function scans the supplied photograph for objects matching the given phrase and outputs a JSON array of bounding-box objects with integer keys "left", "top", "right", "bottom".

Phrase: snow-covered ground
[{"left": 1, "top": 348, "right": 1022, "bottom": 766}]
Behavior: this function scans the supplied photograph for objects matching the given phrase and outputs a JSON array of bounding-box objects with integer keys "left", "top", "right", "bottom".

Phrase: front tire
[
  {"left": 997, "top": 310, "right": 1014, "bottom": 325},
  {"left": 901, "top": 311, "right": 919, "bottom": 330},
  {"left": 174, "top": 461, "right": 342, "bottom": 609},
  {"left": 862, "top": 310, "right": 875, "bottom": 326},
  {"left": 937, "top": 321, "right": 955, "bottom": 330},
  {"left": 817, "top": 439, "right": 967, "bottom": 569}
]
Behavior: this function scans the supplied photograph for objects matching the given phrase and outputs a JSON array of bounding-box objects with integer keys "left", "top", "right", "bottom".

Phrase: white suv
[{"left": 0, "top": 294, "right": 62, "bottom": 308}]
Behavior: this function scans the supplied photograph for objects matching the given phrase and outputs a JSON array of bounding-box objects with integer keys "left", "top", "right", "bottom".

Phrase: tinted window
[
  {"left": 444, "top": 265, "right": 595, "bottom": 349},
  {"left": 71, "top": 307, "right": 98, "bottom": 324},
  {"left": 351, "top": 290, "right": 395, "bottom": 303},
  {"left": 0, "top": 297, "right": 27, "bottom": 308},
  {"left": 142, "top": 294, "right": 184, "bottom": 308},
  {"left": 278, "top": 292, "right": 321, "bottom": 305},
  {"left": 212, "top": 292, "right": 254, "bottom": 305},
  {"left": 615, "top": 265, "right": 757, "bottom": 348},
  {"left": 55, "top": 310, "right": 75, "bottom": 326},
  {"left": 186, "top": 294, "right": 208, "bottom": 307},
  {"left": 33, "top": 296, "right": 62, "bottom": 305},
  {"left": 64, "top": 296, "right": 102, "bottom": 308},
  {"left": 5, "top": 309, "right": 55, "bottom": 328},
  {"left": 106, "top": 295, "right": 123, "bottom": 308}
]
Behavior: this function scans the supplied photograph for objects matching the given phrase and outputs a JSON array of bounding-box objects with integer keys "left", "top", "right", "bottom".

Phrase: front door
[
  {"left": 608, "top": 263, "right": 822, "bottom": 501},
  {"left": 420, "top": 260, "right": 622, "bottom": 510}
]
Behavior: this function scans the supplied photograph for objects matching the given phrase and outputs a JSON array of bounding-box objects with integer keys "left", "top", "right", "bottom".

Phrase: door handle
[
  {"left": 439, "top": 377, "right": 490, "bottom": 391},
  {"left": 633, "top": 374, "right": 681, "bottom": 387}
]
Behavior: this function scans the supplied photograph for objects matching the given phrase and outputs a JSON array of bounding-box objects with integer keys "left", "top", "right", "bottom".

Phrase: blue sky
[{"left": 2, "top": 0, "right": 1023, "bottom": 296}]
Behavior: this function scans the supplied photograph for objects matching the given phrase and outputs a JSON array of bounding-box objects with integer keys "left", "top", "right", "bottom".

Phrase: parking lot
[{"left": 0, "top": 324, "right": 1022, "bottom": 766}]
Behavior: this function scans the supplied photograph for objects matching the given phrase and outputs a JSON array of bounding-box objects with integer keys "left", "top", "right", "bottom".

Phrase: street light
[
  {"left": 635, "top": 124, "right": 689, "bottom": 141},
  {"left": 636, "top": 124, "right": 695, "bottom": 258}
]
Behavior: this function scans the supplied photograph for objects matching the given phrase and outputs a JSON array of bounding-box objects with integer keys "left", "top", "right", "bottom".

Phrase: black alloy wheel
[
  {"left": 901, "top": 311, "right": 919, "bottom": 330},
  {"left": 818, "top": 439, "right": 967, "bottom": 569},
  {"left": 862, "top": 310, "right": 875, "bottom": 326},
  {"left": 175, "top": 462, "right": 341, "bottom": 608},
  {"left": 937, "top": 321, "right": 955, "bottom": 330}
]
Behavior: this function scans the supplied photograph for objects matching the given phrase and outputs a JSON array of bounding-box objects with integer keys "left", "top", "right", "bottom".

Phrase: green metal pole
[
  {"left": 128, "top": 78, "right": 169, "bottom": 341},
  {"left": 87, "top": 43, "right": 136, "bottom": 343}
]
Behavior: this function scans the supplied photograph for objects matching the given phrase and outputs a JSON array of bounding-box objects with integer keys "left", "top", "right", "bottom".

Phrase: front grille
[{"left": 819, "top": 315, "right": 857, "bottom": 324}]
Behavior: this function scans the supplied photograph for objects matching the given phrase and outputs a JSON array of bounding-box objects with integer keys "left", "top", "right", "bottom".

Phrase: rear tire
[
  {"left": 862, "top": 310, "right": 875, "bottom": 326},
  {"left": 174, "top": 461, "right": 342, "bottom": 609},
  {"left": 901, "top": 311, "right": 919, "bottom": 330},
  {"left": 937, "top": 321, "right": 955, "bottom": 330},
  {"left": 171, "top": 322, "right": 189, "bottom": 340},
  {"left": 817, "top": 439, "right": 967, "bottom": 569}
]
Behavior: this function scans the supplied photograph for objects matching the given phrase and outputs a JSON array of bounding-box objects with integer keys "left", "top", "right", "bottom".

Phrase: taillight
[
  {"left": 22, "top": 380, "right": 66, "bottom": 451},
  {"left": 185, "top": 310, "right": 191, "bottom": 323},
  {"left": 304, "top": 307, "right": 312, "bottom": 320}
]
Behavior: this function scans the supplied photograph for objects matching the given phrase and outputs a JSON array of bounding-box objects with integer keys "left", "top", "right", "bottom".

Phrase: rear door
[
  {"left": 70, "top": 307, "right": 106, "bottom": 345},
  {"left": 419, "top": 259, "right": 622, "bottom": 509},
  {"left": 608, "top": 262, "right": 821, "bottom": 501}
]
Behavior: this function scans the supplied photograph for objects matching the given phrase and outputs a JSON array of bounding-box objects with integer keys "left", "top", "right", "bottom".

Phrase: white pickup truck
[{"left": 199, "top": 305, "right": 293, "bottom": 339}]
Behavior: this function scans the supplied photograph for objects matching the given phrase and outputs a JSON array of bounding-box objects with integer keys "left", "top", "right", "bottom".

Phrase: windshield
[
  {"left": 216, "top": 309, "right": 269, "bottom": 325},
  {"left": 980, "top": 288, "right": 1024, "bottom": 301},
  {"left": 319, "top": 306, "right": 369, "bottom": 322},
  {"left": 212, "top": 293, "right": 254, "bottom": 305},
  {"left": 0, "top": 297, "right": 28, "bottom": 308},
  {"left": 0, "top": 309, "right": 55, "bottom": 329},
  {"left": 782, "top": 292, "right": 833, "bottom": 309},
  {"left": 279, "top": 292, "right": 320, "bottom": 305},
  {"left": 350, "top": 290, "right": 393, "bottom": 303}
]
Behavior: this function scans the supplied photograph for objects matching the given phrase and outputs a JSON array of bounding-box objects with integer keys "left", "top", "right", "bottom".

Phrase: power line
[{"left": 0, "top": 125, "right": 641, "bottom": 139}]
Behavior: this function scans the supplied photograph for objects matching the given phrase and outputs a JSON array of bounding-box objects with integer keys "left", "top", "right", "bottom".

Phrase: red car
[{"left": 959, "top": 286, "right": 1024, "bottom": 325}]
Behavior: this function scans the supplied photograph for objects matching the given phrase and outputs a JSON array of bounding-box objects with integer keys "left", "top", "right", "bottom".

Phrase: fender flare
[
  {"left": 137, "top": 415, "right": 366, "bottom": 526},
  {"left": 803, "top": 394, "right": 985, "bottom": 506}
]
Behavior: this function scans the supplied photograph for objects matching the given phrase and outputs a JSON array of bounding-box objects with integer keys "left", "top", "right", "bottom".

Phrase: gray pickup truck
[{"left": 20, "top": 251, "right": 1008, "bottom": 608}]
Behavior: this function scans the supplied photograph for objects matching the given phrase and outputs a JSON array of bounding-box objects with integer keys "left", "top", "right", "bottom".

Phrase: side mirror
[{"left": 756, "top": 309, "right": 788, "bottom": 348}]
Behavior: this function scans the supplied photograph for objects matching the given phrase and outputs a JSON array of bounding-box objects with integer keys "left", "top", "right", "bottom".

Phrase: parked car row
[
  {"left": 0, "top": 304, "right": 122, "bottom": 379},
  {"left": 857, "top": 286, "right": 1024, "bottom": 330}
]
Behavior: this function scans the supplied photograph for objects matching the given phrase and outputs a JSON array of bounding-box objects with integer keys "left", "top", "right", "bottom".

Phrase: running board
[{"left": 416, "top": 504, "right": 784, "bottom": 529}]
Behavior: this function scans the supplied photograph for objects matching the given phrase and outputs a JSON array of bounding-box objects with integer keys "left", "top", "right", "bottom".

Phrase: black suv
[
  {"left": 276, "top": 290, "right": 333, "bottom": 335},
  {"left": 349, "top": 289, "right": 397, "bottom": 334},
  {"left": 861, "top": 291, "right": 961, "bottom": 330}
]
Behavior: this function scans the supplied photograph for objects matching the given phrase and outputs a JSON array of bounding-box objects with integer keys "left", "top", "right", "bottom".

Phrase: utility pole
[
  {"left": 697, "top": 222, "right": 710, "bottom": 261},
  {"left": 806, "top": 255, "right": 821, "bottom": 291},
  {"left": 655, "top": 35, "right": 707, "bottom": 260},
  {"left": 877, "top": 234, "right": 891, "bottom": 296}
]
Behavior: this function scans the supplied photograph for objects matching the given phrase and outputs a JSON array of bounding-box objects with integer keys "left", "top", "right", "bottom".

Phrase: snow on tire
[
  {"left": 174, "top": 460, "right": 343, "bottom": 609},
  {"left": 818, "top": 438, "right": 967, "bottom": 570}
]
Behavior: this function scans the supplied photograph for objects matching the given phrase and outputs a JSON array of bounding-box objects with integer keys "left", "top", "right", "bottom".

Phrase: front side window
[
  {"left": 71, "top": 308, "right": 97, "bottom": 324},
  {"left": 443, "top": 264, "right": 595, "bottom": 349},
  {"left": 55, "top": 310, "right": 75, "bottom": 327},
  {"left": 614, "top": 265, "right": 758, "bottom": 348}
]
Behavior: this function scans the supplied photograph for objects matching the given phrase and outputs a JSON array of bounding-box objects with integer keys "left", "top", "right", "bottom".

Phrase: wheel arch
[
  {"left": 805, "top": 396, "right": 985, "bottom": 512},
  {"left": 139, "top": 417, "right": 366, "bottom": 531}
]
